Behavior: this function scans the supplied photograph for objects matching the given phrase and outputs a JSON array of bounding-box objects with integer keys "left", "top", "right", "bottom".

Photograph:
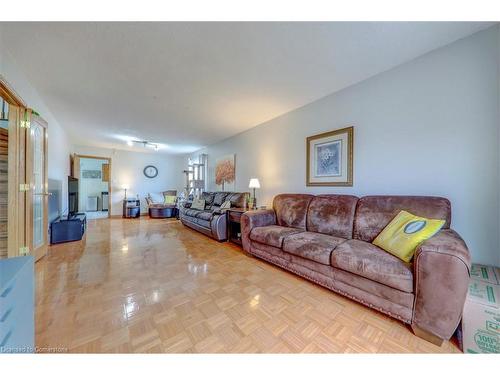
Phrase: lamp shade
[{"left": 248, "top": 178, "right": 260, "bottom": 189}]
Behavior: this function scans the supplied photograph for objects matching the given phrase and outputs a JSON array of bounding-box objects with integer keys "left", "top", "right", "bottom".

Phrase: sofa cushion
[
  {"left": 226, "top": 192, "right": 249, "bottom": 208},
  {"left": 213, "top": 192, "right": 230, "bottom": 206},
  {"left": 307, "top": 195, "right": 358, "bottom": 238},
  {"left": 201, "top": 192, "right": 215, "bottom": 207},
  {"left": 330, "top": 239, "right": 414, "bottom": 293},
  {"left": 194, "top": 217, "right": 211, "bottom": 229},
  {"left": 354, "top": 196, "right": 451, "bottom": 242},
  {"left": 283, "top": 232, "right": 346, "bottom": 265},
  {"left": 195, "top": 210, "right": 214, "bottom": 221},
  {"left": 372, "top": 210, "right": 445, "bottom": 263},
  {"left": 164, "top": 195, "right": 176, "bottom": 204},
  {"left": 250, "top": 225, "right": 304, "bottom": 248},
  {"left": 191, "top": 198, "right": 206, "bottom": 210},
  {"left": 182, "top": 213, "right": 211, "bottom": 228},
  {"left": 273, "top": 194, "right": 314, "bottom": 229},
  {"left": 183, "top": 208, "right": 201, "bottom": 218}
]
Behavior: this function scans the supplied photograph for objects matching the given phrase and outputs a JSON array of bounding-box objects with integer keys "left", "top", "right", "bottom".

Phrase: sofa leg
[{"left": 411, "top": 324, "right": 444, "bottom": 346}]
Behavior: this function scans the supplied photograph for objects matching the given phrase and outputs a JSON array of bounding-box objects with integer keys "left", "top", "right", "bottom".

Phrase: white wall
[
  {"left": 0, "top": 28, "right": 72, "bottom": 215},
  {"left": 73, "top": 145, "right": 184, "bottom": 215},
  {"left": 190, "top": 26, "right": 500, "bottom": 266}
]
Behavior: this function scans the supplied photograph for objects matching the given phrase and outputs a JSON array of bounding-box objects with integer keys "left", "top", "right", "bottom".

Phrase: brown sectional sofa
[
  {"left": 180, "top": 191, "right": 249, "bottom": 241},
  {"left": 241, "top": 194, "right": 471, "bottom": 345}
]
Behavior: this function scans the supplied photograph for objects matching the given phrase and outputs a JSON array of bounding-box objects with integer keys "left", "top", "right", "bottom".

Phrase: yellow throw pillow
[
  {"left": 373, "top": 210, "right": 445, "bottom": 263},
  {"left": 164, "top": 195, "right": 176, "bottom": 204}
]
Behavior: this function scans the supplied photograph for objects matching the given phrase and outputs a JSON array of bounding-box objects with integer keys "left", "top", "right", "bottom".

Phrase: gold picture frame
[{"left": 306, "top": 126, "right": 353, "bottom": 186}]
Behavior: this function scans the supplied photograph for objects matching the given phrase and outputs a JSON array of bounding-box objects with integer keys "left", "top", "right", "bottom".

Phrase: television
[
  {"left": 48, "top": 179, "right": 62, "bottom": 223},
  {"left": 68, "top": 176, "right": 79, "bottom": 218}
]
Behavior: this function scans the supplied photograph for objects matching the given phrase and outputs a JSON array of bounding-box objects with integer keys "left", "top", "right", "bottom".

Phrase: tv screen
[
  {"left": 48, "top": 179, "right": 62, "bottom": 223},
  {"left": 68, "top": 176, "right": 79, "bottom": 218}
]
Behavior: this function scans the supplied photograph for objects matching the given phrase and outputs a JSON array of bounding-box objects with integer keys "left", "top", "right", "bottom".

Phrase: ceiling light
[{"left": 126, "top": 139, "right": 159, "bottom": 150}]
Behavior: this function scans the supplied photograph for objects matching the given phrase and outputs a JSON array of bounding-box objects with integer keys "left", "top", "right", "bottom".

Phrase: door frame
[
  {"left": 26, "top": 114, "right": 49, "bottom": 261},
  {"left": 73, "top": 154, "right": 112, "bottom": 218},
  {"left": 1, "top": 76, "right": 29, "bottom": 258}
]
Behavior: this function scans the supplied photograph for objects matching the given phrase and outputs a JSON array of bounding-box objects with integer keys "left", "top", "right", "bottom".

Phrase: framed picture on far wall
[
  {"left": 215, "top": 154, "right": 236, "bottom": 191},
  {"left": 306, "top": 126, "right": 353, "bottom": 186}
]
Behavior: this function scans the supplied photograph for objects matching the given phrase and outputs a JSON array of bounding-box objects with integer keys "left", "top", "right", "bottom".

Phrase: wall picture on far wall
[
  {"left": 306, "top": 126, "right": 353, "bottom": 186},
  {"left": 82, "top": 170, "right": 102, "bottom": 179},
  {"left": 215, "top": 154, "right": 235, "bottom": 191}
]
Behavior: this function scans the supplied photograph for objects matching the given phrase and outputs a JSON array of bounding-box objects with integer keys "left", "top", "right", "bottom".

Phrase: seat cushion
[
  {"left": 193, "top": 217, "right": 211, "bottom": 228},
  {"left": 195, "top": 210, "right": 214, "bottom": 221},
  {"left": 283, "top": 232, "right": 347, "bottom": 265},
  {"left": 183, "top": 208, "right": 202, "bottom": 217},
  {"left": 330, "top": 239, "right": 414, "bottom": 293},
  {"left": 250, "top": 225, "right": 304, "bottom": 248}
]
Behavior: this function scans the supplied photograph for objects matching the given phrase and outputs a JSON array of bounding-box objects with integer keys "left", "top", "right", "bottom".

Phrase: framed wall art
[{"left": 306, "top": 126, "right": 353, "bottom": 186}]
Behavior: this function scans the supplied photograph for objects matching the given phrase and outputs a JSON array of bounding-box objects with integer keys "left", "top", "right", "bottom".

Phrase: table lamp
[
  {"left": 248, "top": 178, "right": 260, "bottom": 209},
  {"left": 122, "top": 184, "right": 129, "bottom": 199}
]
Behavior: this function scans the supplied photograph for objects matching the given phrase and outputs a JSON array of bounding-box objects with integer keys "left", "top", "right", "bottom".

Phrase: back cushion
[
  {"left": 226, "top": 192, "right": 249, "bottom": 208},
  {"left": 353, "top": 196, "right": 451, "bottom": 242},
  {"left": 213, "top": 192, "right": 229, "bottom": 206},
  {"left": 307, "top": 195, "right": 359, "bottom": 239},
  {"left": 273, "top": 194, "right": 314, "bottom": 229},
  {"left": 201, "top": 192, "right": 215, "bottom": 207}
]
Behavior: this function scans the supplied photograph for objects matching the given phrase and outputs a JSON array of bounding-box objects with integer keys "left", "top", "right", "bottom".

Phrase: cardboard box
[
  {"left": 470, "top": 264, "right": 500, "bottom": 285},
  {"left": 462, "top": 276, "right": 500, "bottom": 353}
]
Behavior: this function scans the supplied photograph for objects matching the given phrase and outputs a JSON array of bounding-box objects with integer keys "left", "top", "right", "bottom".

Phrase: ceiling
[{"left": 1, "top": 22, "right": 495, "bottom": 154}]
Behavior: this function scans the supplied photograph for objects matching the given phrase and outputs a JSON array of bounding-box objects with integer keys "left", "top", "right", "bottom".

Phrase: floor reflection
[{"left": 34, "top": 217, "right": 461, "bottom": 353}]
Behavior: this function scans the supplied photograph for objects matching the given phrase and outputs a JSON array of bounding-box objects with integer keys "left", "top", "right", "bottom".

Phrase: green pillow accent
[
  {"left": 164, "top": 195, "right": 176, "bottom": 204},
  {"left": 191, "top": 198, "right": 205, "bottom": 210}
]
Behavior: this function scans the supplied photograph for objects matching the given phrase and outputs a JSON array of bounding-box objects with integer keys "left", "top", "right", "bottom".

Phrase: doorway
[{"left": 74, "top": 155, "right": 111, "bottom": 219}]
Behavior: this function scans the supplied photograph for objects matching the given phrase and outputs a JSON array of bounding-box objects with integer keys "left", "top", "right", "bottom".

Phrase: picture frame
[
  {"left": 215, "top": 154, "right": 235, "bottom": 191},
  {"left": 306, "top": 126, "right": 353, "bottom": 186}
]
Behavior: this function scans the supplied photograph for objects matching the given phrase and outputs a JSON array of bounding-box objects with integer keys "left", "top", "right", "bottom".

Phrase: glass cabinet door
[{"left": 28, "top": 115, "right": 48, "bottom": 261}]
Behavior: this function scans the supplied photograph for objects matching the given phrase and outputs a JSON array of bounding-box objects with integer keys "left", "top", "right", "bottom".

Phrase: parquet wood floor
[{"left": 35, "top": 217, "right": 461, "bottom": 353}]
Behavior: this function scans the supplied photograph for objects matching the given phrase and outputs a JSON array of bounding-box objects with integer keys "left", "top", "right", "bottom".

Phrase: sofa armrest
[
  {"left": 241, "top": 209, "right": 276, "bottom": 252},
  {"left": 412, "top": 229, "right": 471, "bottom": 340}
]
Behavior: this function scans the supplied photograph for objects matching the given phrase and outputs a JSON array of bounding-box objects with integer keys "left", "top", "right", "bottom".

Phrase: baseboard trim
[{"left": 110, "top": 213, "right": 148, "bottom": 218}]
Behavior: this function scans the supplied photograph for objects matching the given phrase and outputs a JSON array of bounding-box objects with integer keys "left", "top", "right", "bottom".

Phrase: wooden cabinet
[
  {"left": 1, "top": 79, "right": 33, "bottom": 259},
  {"left": 102, "top": 163, "right": 110, "bottom": 182}
]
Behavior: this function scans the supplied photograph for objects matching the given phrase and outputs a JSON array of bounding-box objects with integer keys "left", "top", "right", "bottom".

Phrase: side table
[
  {"left": 123, "top": 199, "right": 141, "bottom": 218},
  {"left": 226, "top": 208, "right": 249, "bottom": 246}
]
